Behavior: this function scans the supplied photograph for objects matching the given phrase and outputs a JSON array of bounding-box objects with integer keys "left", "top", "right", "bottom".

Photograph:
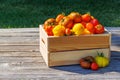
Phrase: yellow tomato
[
  {"left": 95, "top": 52, "right": 109, "bottom": 68},
  {"left": 72, "top": 23, "right": 85, "bottom": 36},
  {"left": 52, "top": 25, "right": 65, "bottom": 36}
]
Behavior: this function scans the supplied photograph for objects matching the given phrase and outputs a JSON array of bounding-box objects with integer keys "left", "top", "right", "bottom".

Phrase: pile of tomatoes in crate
[{"left": 43, "top": 12, "right": 105, "bottom": 36}]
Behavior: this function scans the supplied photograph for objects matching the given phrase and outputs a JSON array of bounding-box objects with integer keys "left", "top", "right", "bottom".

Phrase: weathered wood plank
[
  {"left": 0, "top": 28, "right": 38, "bottom": 33},
  {"left": 0, "top": 45, "right": 39, "bottom": 52},
  {"left": 0, "top": 51, "right": 41, "bottom": 57},
  {"left": 0, "top": 73, "right": 119, "bottom": 79},
  {"left": 0, "top": 56, "right": 44, "bottom": 63},
  {"left": 0, "top": 37, "right": 38, "bottom": 45},
  {"left": 0, "top": 32, "right": 39, "bottom": 37}
]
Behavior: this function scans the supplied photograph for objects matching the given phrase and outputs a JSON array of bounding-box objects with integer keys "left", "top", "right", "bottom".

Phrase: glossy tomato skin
[
  {"left": 94, "top": 24, "right": 105, "bottom": 34},
  {"left": 91, "top": 62, "right": 99, "bottom": 70},
  {"left": 91, "top": 19, "right": 99, "bottom": 26},
  {"left": 82, "top": 13, "right": 91, "bottom": 22},
  {"left": 59, "top": 16, "right": 74, "bottom": 29}
]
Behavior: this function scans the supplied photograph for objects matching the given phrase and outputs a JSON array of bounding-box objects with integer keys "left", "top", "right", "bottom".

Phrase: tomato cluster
[{"left": 43, "top": 12, "right": 105, "bottom": 36}]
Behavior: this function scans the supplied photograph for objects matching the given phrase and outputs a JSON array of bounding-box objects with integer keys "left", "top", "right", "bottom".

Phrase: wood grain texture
[{"left": 0, "top": 26, "right": 120, "bottom": 80}]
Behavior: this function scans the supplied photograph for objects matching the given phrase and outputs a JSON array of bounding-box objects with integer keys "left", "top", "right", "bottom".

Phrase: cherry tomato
[
  {"left": 65, "top": 28, "right": 72, "bottom": 36},
  {"left": 94, "top": 24, "right": 105, "bottom": 34}
]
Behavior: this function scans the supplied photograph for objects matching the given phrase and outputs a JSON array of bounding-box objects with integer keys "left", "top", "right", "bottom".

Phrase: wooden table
[{"left": 0, "top": 27, "right": 120, "bottom": 80}]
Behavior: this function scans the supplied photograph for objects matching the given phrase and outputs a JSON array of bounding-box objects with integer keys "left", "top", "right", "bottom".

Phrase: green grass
[{"left": 0, "top": 0, "right": 120, "bottom": 28}]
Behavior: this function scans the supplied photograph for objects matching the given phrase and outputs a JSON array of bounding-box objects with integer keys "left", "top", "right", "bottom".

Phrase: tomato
[
  {"left": 43, "top": 18, "right": 57, "bottom": 36},
  {"left": 82, "top": 13, "right": 91, "bottom": 22},
  {"left": 86, "top": 22, "right": 95, "bottom": 33},
  {"left": 95, "top": 52, "right": 109, "bottom": 68},
  {"left": 94, "top": 24, "right": 105, "bottom": 34},
  {"left": 72, "top": 23, "right": 85, "bottom": 36},
  {"left": 59, "top": 16, "right": 74, "bottom": 29},
  {"left": 91, "top": 18, "right": 99, "bottom": 26},
  {"left": 44, "top": 18, "right": 57, "bottom": 29},
  {"left": 91, "top": 62, "right": 99, "bottom": 70},
  {"left": 45, "top": 26, "right": 53, "bottom": 36},
  {"left": 68, "top": 12, "right": 82, "bottom": 23},
  {"left": 65, "top": 28, "right": 72, "bottom": 36},
  {"left": 56, "top": 13, "right": 65, "bottom": 23},
  {"left": 81, "top": 21, "right": 87, "bottom": 28},
  {"left": 52, "top": 25, "right": 65, "bottom": 36}
]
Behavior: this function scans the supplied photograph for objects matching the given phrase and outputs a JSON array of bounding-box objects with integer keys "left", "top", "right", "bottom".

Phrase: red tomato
[
  {"left": 82, "top": 13, "right": 91, "bottom": 22},
  {"left": 94, "top": 24, "right": 105, "bottom": 34},
  {"left": 86, "top": 22, "right": 95, "bottom": 33},
  {"left": 91, "top": 19, "right": 99, "bottom": 26},
  {"left": 91, "top": 62, "right": 99, "bottom": 70},
  {"left": 81, "top": 21, "right": 87, "bottom": 28},
  {"left": 45, "top": 26, "right": 53, "bottom": 36},
  {"left": 65, "top": 28, "right": 72, "bottom": 36}
]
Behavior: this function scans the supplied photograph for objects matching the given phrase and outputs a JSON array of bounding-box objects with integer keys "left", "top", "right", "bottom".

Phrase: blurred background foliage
[{"left": 0, "top": 0, "right": 120, "bottom": 28}]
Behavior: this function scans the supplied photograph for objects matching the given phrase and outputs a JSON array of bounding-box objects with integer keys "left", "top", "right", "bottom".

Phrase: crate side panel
[
  {"left": 48, "top": 34, "right": 110, "bottom": 52},
  {"left": 40, "top": 25, "right": 48, "bottom": 50},
  {"left": 49, "top": 48, "right": 110, "bottom": 66},
  {"left": 39, "top": 25, "right": 49, "bottom": 66}
]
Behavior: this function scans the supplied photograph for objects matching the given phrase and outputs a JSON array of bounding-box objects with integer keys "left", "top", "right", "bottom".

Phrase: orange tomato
[
  {"left": 82, "top": 13, "right": 92, "bottom": 22},
  {"left": 59, "top": 16, "right": 74, "bottom": 29},
  {"left": 45, "top": 26, "right": 53, "bottom": 36},
  {"left": 86, "top": 22, "right": 95, "bottom": 33},
  {"left": 44, "top": 18, "right": 57, "bottom": 36},
  {"left": 44, "top": 18, "right": 57, "bottom": 29},
  {"left": 56, "top": 13, "right": 65, "bottom": 23},
  {"left": 68, "top": 12, "right": 82, "bottom": 23}
]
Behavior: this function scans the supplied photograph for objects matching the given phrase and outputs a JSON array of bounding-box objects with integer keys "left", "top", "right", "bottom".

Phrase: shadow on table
[{"left": 51, "top": 51, "right": 120, "bottom": 74}]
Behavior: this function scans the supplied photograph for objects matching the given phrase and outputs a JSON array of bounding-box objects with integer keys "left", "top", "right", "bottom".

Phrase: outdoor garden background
[{"left": 0, "top": 0, "right": 120, "bottom": 28}]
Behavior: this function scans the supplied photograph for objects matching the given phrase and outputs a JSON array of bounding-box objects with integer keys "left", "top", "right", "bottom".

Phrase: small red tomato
[
  {"left": 86, "top": 22, "right": 95, "bottom": 34},
  {"left": 94, "top": 24, "right": 105, "bottom": 34},
  {"left": 82, "top": 13, "right": 91, "bottom": 22},
  {"left": 65, "top": 28, "right": 72, "bottom": 36},
  {"left": 91, "top": 19, "right": 99, "bottom": 26},
  {"left": 91, "top": 62, "right": 99, "bottom": 70}
]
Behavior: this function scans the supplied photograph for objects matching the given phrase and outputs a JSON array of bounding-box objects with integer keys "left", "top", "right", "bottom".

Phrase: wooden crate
[{"left": 39, "top": 25, "right": 111, "bottom": 67}]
